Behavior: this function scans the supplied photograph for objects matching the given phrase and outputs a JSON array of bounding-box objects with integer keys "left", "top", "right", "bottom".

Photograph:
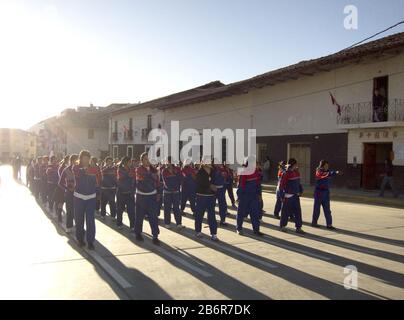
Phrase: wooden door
[
  {"left": 362, "top": 143, "right": 377, "bottom": 190},
  {"left": 289, "top": 144, "right": 311, "bottom": 185}
]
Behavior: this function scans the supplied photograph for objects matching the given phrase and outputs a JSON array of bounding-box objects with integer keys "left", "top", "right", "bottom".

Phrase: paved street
[{"left": 0, "top": 165, "right": 403, "bottom": 300}]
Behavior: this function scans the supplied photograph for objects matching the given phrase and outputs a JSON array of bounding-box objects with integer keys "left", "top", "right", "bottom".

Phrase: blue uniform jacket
[
  {"left": 117, "top": 167, "right": 134, "bottom": 194},
  {"left": 135, "top": 166, "right": 161, "bottom": 194},
  {"left": 162, "top": 167, "right": 182, "bottom": 192},
  {"left": 315, "top": 169, "right": 337, "bottom": 191},
  {"left": 102, "top": 166, "right": 117, "bottom": 189},
  {"left": 73, "top": 165, "right": 99, "bottom": 196}
]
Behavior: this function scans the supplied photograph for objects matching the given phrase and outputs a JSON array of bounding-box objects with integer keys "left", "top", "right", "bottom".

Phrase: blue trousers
[
  {"left": 101, "top": 189, "right": 117, "bottom": 218},
  {"left": 116, "top": 191, "right": 135, "bottom": 228},
  {"left": 274, "top": 190, "right": 283, "bottom": 216},
  {"left": 195, "top": 195, "right": 217, "bottom": 235},
  {"left": 73, "top": 196, "right": 96, "bottom": 244},
  {"left": 135, "top": 194, "right": 160, "bottom": 238},
  {"left": 312, "top": 190, "right": 332, "bottom": 226},
  {"left": 236, "top": 193, "right": 261, "bottom": 232},
  {"left": 215, "top": 187, "right": 228, "bottom": 222},
  {"left": 280, "top": 195, "right": 302, "bottom": 229},
  {"left": 181, "top": 188, "right": 196, "bottom": 213},
  {"left": 164, "top": 192, "right": 182, "bottom": 225}
]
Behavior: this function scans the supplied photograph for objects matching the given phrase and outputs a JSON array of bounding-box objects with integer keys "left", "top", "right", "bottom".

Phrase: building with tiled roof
[{"left": 110, "top": 32, "right": 404, "bottom": 190}]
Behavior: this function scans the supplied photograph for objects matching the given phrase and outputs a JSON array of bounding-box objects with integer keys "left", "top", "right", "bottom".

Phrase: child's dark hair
[
  {"left": 119, "top": 156, "right": 131, "bottom": 168},
  {"left": 78, "top": 150, "right": 91, "bottom": 165},
  {"left": 278, "top": 160, "right": 286, "bottom": 169},
  {"left": 318, "top": 160, "right": 329, "bottom": 170}
]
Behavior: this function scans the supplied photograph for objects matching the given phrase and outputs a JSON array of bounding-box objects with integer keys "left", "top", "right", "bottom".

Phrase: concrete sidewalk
[{"left": 262, "top": 183, "right": 404, "bottom": 209}]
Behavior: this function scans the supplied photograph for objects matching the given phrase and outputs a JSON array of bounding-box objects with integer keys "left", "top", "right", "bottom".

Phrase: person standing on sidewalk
[
  {"left": 379, "top": 158, "right": 399, "bottom": 198},
  {"left": 72, "top": 150, "right": 99, "bottom": 250},
  {"left": 134, "top": 152, "right": 161, "bottom": 245},
  {"left": 58, "top": 154, "right": 78, "bottom": 233},
  {"left": 116, "top": 157, "right": 135, "bottom": 231},
  {"left": 279, "top": 158, "right": 305, "bottom": 235},
  {"left": 311, "top": 160, "right": 342, "bottom": 230}
]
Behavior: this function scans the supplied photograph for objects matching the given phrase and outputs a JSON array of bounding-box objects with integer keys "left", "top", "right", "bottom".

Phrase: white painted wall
[
  {"left": 66, "top": 126, "right": 108, "bottom": 159},
  {"left": 163, "top": 52, "right": 404, "bottom": 137},
  {"left": 109, "top": 52, "right": 404, "bottom": 165}
]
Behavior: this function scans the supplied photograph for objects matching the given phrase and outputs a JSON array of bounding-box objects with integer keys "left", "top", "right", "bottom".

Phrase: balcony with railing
[
  {"left": 337, "top": 98, "right": 404, "bottom": 128},
  {"left": 111, "top": 132, "right": 118, "bottom": 142},
  {"left": 124, "top": 129, "right": 133, "bottom": 141}
]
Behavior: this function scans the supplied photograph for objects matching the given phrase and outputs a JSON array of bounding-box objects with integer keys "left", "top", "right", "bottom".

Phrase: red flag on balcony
[{"left": 329, "top": 92, "right": 342, "bottom": 116}]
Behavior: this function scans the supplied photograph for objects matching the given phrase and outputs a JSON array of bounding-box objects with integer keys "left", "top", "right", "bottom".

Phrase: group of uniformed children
[
  {"left": 25, "top": 150, "right": 340, "bottom": 249},
  {"left": 274, "top": 158, "right": 342, "bottom": 234}
]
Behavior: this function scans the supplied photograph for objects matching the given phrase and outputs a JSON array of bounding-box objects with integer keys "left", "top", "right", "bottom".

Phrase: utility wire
[{"left": 343, "top": 20, "right": 404, "bottom": 51}]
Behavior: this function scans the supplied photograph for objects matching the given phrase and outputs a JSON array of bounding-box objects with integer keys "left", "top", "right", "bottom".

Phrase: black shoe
[
  {"left": 236, "top": 229, "right": 244, "bottom": 236},
  {"left": 219, "top": 221, "right": 228, "bottom": 227},
  {"left": 135, "top": 234, "right": 144, "bottom": 242},
  {"left": 77, "top": 240, "right": 86, "bottom": 248},
  {"left": 311, "top": 223, "right": 321, "bottom": 228},
  {"left": 326, "top": 226, "right": 337, "bottom": 231},
  {"left": 254, "top": 231, "right": 264, "bottom": 237},
  {"left": 274, "top": 214, "right": 280, "bottom": 220},
  {"left": 87, "top": 243, "right": 95, "bottom": 250},
  {"left": 152, "top": 238, "right": 160, "bottom": 246},
  {"left": 296, "top": 228, "right": 306, "bottom": 235}
]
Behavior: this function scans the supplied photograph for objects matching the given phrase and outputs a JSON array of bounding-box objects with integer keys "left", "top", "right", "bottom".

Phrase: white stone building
[{"left": 109, "top": 32, "right": 404, "bottom": 190}]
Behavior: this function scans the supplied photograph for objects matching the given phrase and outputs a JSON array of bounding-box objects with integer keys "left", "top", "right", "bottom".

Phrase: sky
[{"left": 0, "top": 0, "right": 403, "bottom": 130}]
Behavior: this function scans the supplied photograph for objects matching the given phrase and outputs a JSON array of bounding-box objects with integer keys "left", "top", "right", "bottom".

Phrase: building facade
[
  {"left": 108, "top": 32, "right": 404, "bottom": 190},
  {"left": 29, "top": 105, "right": 123, "bottom": 160},
  {"left": 0, "top": 128, "right": 37, "bottom": 163}
]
